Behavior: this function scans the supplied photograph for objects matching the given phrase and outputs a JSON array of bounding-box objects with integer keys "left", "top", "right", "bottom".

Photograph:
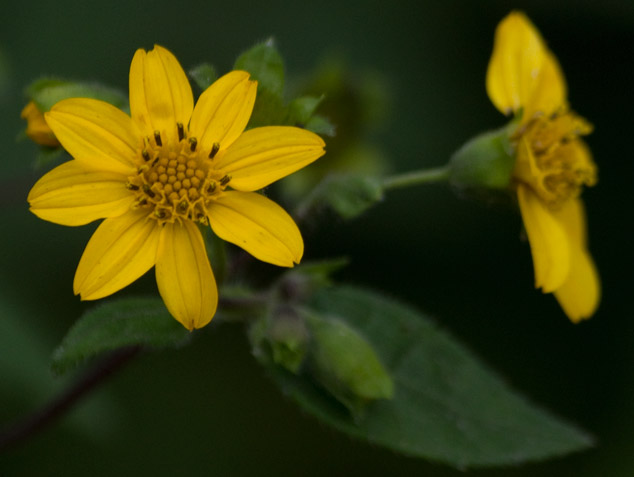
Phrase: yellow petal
[
  {"left": 486, "top": 11, "right": 566, "bottom": 118},
  {"left": 551, "top": 198, "right": 600, "bottom": 322},
  {"left": 189, "top": 71, "right": 256, "bottom": 156},
  {"left": 517, "top": 184, "right": 570, "bottom": 292},
  {"left": 74, "top": 210, "right": 160, "bottom": 300},
  {"left": 156, "top": 220, "right": 217, "bottom": 330},
  {"left": 28, "top": 160, "right": 134, "bottom": 226},
  {"left": 214, "top": 126, "right": 325, "bottom": 191},
  {"left": 207, "top": 191, "right": 303, "bottom": 267},
  {"left": 525, "top": 51, "right": 567, "bottom": 120},
  {"left": 554, "top": 247, "right": 600, "bottom": 322},
  {"left": 46, "top": 98, "right": 139, "bottom": 175},
  {"left": 21, "top": 101, "right": 60, "bottom": 147},
  {"left": 129, "top": 45, "right": 194, "bottom": 143}
]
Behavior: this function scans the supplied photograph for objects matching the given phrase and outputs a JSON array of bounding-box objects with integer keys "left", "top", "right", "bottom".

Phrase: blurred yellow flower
[
  {"left": 486, "top": 12, "right": 600, "bottom": 322},
  {"left": 28, "top": 45, "right": 325, "bottom": 330},
  {"left": 21, "top": 101, "right": 60, "bottom": 147}
]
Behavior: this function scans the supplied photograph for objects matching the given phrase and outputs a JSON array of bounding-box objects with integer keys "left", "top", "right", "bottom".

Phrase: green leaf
[
  {"left": 288, "top": 95, "right": 324, "bottom": 124},
  {"left": 52, "top": 297, "right": 191, "bottom": 375},
  {"left": 303, "top": 114, "right": 336, "bottom": 136},
  {"left": 296, "top": 173, "right": 384, "bottom": 221},
  {"left": 260, "top": 286, "right": 594, "bottom": 468},
  {"left": 234, "top": 39, "right": 284, "bottom": 97},
  {"left": 188, "top": 63, "right": 218, "bottom": 91}
]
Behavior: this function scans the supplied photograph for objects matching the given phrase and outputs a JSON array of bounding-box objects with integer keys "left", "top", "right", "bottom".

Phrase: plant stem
[
  {"left": 0, "top": 346, "right": 140, "bottom": 452},
  {"left": 382, "top": 165, "right": 451, "bottom": 191}
]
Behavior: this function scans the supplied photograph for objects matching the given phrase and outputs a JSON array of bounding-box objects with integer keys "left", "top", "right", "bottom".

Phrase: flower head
[
  {"left": 21, "top": 101, "right": 60, "bottom": 147},
  {"left": 28, "top": 45, "right": 325, "bottom": 330},
  {"left": 486, "top": 12, "right": 599, "bottom": 321}
]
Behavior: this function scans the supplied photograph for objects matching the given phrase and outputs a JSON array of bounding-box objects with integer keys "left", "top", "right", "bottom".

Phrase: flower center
[
  {"left": 127, "top": 124, "right": 229, "bottom": 224},
  {"left": 512, "top": 110, "right": 597, "bottom": 207}
]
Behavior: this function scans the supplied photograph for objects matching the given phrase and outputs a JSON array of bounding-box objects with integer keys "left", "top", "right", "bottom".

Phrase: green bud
[
  {"left": 448, "top": 125, "right": 516, "bottom": 192},
  {"left": 250, "top": 307, "right": 310, "bottom": 374},
  {"left": 306, "top": 313, "right": 394, "bottom": 419}
]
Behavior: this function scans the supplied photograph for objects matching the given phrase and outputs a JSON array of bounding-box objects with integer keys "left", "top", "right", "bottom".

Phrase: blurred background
[{"left": 1, "top": 0, "right": 633, "bottom": 475}]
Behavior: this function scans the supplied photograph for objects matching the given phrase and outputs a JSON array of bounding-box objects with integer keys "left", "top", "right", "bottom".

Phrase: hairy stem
[{"left": 0, "top": 346, "right": 140, "bottom": 452}]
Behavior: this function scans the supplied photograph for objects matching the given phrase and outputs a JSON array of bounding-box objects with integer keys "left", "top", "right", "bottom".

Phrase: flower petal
[
  {"left": 129, "top": 45, "right": 194, "bottom": 143},
  {"left": 207, "top": 191, "right": 303, "bottom": 267},
  {"left": 21, "top": 101, "right": 60, "bottom": 147},
  {"left": 517, "top": 184, "right": 570, "bottom": 292},
  {"left": 215, "top": 126, "right": 326, "bottom": 191},
  {"left": 28, "top": 160, "right": 134, "bottom": 226},
  {"left": 74, "top": 210, "right": 160, "bottom": 300},
  {"left": 554, "top": 248, "right": 600, "bottom": 322},
  {"left": 156, "top": 220, "right": 217, "bottom": 330},
  {"left": 189, "top": 70, "right": 256, "bottom": 156},
  {"left": 525, "top": 51, "right": 567, "bottom": 120},
  {"left": 551, "top": 198, "right": 600, "bottom": 322},
  {"left": 486, "top": 11, "right": 566, "bottom": 119},
  {"left": 45, "top": 98, "right": 139, "bottom": 175}
]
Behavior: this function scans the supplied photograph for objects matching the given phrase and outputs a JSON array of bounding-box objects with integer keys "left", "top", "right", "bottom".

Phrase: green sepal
[
  {"left": 305, "top": 311, "right": 394, "bottom": 420},
  {"left": 188, "top": 63, "right": 218, "bottom": 91},
  {"left": 250, "top": 306, "right": 310, "bottom": 374},
  {"left": 51, "top": 297, "right": 191, "bottom": 375},
  {"left": 448, "top": 124, "right": 516, "bottom": 192},
  {"left": 34, "top": 146, "right": 65, "bottom": 169},
  {"left": 27, "top": 78, "right": 128, "bottom": 112}
]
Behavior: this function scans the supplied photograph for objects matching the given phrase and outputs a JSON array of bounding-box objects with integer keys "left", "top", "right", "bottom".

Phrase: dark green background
[{"left": 1, "top": 0, "right": 633, "bottom": 475}]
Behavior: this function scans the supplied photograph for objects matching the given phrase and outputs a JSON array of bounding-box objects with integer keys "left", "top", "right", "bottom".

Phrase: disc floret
[{"left": 127, "top": 125, "right": 229, "bottom": 225}]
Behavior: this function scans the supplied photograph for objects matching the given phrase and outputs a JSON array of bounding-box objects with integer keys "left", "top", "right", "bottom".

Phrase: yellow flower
[
  {"left": 28, "top": 45, "right": 325, "bottom": 330},
  {"left": 486, "top": 12, "right": 600, "bottom": 322},
  {"left": 21, "top": 101, "right": 61, "bottom": 147}
]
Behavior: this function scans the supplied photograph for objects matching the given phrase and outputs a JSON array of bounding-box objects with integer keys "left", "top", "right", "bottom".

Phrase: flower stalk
[{"left": 382, "top": 165, "right": 451, "bottom": 191}]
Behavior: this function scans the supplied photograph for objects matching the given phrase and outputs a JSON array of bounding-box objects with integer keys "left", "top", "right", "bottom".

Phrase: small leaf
[
  {"left": 288, "top": 95, "right": 324, "bottom": 125},
  {"left": 189, "top": 63, "right": 218, "bottom": 91},
  {"left": 52, "top": 297, "right": 191, "bottom": 375},
  {"left": 234, "top": 39, "right": 284, "bottom": 98},
  {"left": 28, "top": 78, "right": 128, "bottom": 112},
  {"left": 260, "top": 286, "right": 594, "bottom": 468},
  {"left": 296, "top": 173, "right": 384, "bottom": 221},
  {"left": 303, "top": 114, "right": 336, "bottom": 136}
]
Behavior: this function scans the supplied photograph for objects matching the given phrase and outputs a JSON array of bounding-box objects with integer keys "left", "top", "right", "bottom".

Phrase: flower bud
[
  {"left": 306, "top": 313, "right": 394, "bottom": 419},
  {"left": 250, "top": 307, "right": 310, "bottom": 374}
]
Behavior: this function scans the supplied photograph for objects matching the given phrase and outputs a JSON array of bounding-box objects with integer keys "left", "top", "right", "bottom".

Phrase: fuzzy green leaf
[
  {"left": 296, "top": 173, "right": 384, "bottom": 220},
  {"left": 52, "top": 297, "right": 191, "bottom": 375},
  {"left": 234, "top": 39, "right": 284, "bottom": 97},
  {"left": 261, "top": 286, "right": 594, "bottom": 468}
]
